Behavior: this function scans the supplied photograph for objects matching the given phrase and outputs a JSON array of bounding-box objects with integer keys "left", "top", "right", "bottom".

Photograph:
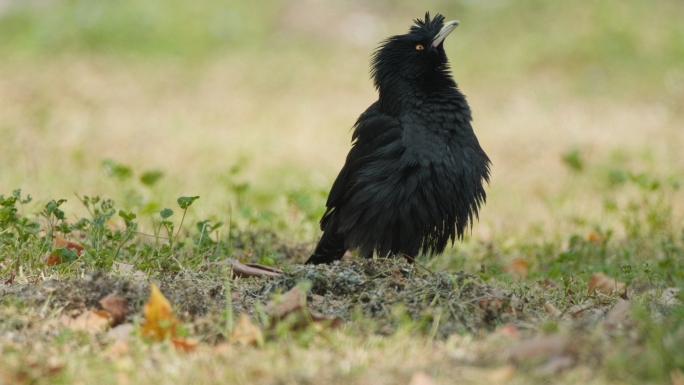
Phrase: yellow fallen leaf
[
  {"left": 140, "top": 283, "right": 177, "bottom": 341},
  {"left": 230, "top": 313, "right": 263, "bottom": 346}
]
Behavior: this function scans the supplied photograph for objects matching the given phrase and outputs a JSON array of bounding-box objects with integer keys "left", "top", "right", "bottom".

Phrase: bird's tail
[{"left": 306, "top": 231, "right": 346, "bottom": 264}]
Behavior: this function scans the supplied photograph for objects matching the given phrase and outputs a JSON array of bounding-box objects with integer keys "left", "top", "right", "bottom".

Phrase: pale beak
[{"left": 431, "top": 20, "right": 459, "bottom": 48}]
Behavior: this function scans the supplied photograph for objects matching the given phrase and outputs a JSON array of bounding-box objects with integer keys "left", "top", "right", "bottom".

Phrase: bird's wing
[{"left": 320, "top": 102, "right": 402, "bottom": 230}]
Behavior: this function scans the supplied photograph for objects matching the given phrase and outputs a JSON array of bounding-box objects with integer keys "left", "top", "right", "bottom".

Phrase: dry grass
[{"left": 2, "top": 54, "right": 682, "bottom": 241}]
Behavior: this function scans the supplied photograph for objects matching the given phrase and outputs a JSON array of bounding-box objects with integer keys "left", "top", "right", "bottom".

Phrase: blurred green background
[
  {"left": 2, "top": 0, "right": 683, "bottom": 97},
  {"left": 1, "top": 0, "right": 683, "bottom": 244}
]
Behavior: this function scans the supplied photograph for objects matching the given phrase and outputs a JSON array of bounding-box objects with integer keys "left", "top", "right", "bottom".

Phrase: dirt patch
[{"left": 2, "top": 259, "right": 526, "bottom": 341}]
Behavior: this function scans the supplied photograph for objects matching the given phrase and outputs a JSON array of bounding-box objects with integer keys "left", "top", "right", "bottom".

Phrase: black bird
[{"left": 306, "top": 13, "right": 491, "bottom": 265}]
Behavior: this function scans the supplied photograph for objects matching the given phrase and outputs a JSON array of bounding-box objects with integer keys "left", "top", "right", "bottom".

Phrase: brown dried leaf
[
  {"left": 171, "top": 338, "right": 198, "bottom": 353},
  {"left": 538, "top": 279, "right": 559, "bottom": 292},
  {"left": 43, "top": 235, "right": 86, "bottom": 266},
  {"left": 496, "top": 324, "right": 520, "bottom": 339},
  {"left": 211, "top": 259, "right": 282, "bottom": 278},
  {"left": 106, "top": 323, "right": 135, "bottom": 341},
  {"left": 55, "top": 234, "right": 85, "bottom": 254},
  {"left": 230, "top": 313, "right": 263, "bottom": 346},
  {"left": 99, "top": 295, "right": 130, "bottom": 327},
  {"left": 3, "top": 271, "right": 15, "bottom": 285},
  {"left": 604, "top": 299, "right": 630, "bottom": 328},
  {"left": 244, "top": 263, "right": 283, "bottom": 274},
  {"left": 564, "top": 300, "right": 596, "bottom": 319},
  {"left": 508, "top": 335, "right": 567, "bottom": 362},
  {"left": 544, "top": 303, "right": 562, "bottom": 318},
  {"left": 264, "top": 286, "right": 306, "bottom": 319},
  {"left": 264, "top": 286, "right": 344, "bottom": 329},
  {"left": 61, "top": 310, "right": 111, "bottom": 334},
  {"left": 43, "top": 253, "right": 64, "bottom": 266},
  {"left": 309, "top": 310, "right": 344, "bottom": 329},
  {"left": 588, "top": 273, "right": 625, "bottom": 294},
  {"left": 479, "top": 298, "right": 504, "bottom": 312}
]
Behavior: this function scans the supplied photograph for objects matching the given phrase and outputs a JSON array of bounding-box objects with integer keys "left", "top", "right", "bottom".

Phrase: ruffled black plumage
[{"left": 307, "top": 12, "right": 491, "bottom": 264}]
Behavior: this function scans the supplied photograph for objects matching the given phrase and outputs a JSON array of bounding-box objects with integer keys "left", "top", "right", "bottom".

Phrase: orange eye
[{"left": 415, "top": 44, "right": 424, "bottom": 51}]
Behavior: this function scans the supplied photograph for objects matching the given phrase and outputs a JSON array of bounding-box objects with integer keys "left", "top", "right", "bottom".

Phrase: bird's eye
[{"left": 415, "top": 44, "right": 424, "bottom": 51}]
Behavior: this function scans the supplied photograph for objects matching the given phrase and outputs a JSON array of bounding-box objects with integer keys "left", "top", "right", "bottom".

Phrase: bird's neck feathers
[{"left": 373, "top": 64, "right": 458, "bottom": 116}]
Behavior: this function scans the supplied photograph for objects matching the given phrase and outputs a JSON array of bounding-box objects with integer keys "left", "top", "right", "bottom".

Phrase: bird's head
[{"left": 371, "top": 13, "right": 459, "bottom": 92}]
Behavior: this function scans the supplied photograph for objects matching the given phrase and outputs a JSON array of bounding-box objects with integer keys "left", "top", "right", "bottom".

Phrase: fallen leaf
[
  {"left": 99, "top": 295, "right": 130, "bottom": 327},
  {"left": 537, "top": 279, "right": 559, "bottom": 292},
  {"left": 171, "top": 338, "right": 198, "bottom": 353},
  {"left": 43, "top": 235, "right": 86, "bottom": 266},
  {"left": 230, "top": 313, "right": 263, "bottom": 346},
  {"left": 604, "top": 299, "right": 630, "bottom": 328},
  {"left": 587, "top": 231, "right": 604, "bottom": 244},
  {"left": 503, "top": 258, "right": 528, "bottom": 277},
  {"left": 479, "top": 298, "right": 504, "bottom": 312},
  {"left": 309, "top": 310, "right": 344, "bottom": 329},
  {"left": 244, "top": 263, "right": 283, "bottom": 274},
  {"left": 563, "top": 300, "right": 597, "bottom": 319},
  {"left": 264, "top": 286, "right": 307, "bottom": 319},
  {"left": 588, "top": 273, "right": 625, "bottom": 294},
  {"left": 488, "top": 364, "right": 516, "bottom": 385},
  {"left": 3, "top": 271, "right": 15, "bottom": 285},
  {"left": 140, "top": 283, "right": 177, "bottom": 341},
  {"left": 496, "top": 324, "right": 520, "bottom": 339},
  {"left": 263, "top": 286, "right": 344, "bottom": 330},
  {"left": 61, "top": 310, "right": 111, "bottom": 333},
  {"left": 409, "top": 371, "right": 435, "bottom": 385},
  {"left": 107, "top": 323, "right": 136, "bottom": 341},
  {"left": 210, "top": 259, "right": 282, "bottom": 279},
  {"left": 544, "top": 303, "right": 562, "bottom": 318},
  {"left": 508, "top": 335, "right": 567, "bottom": 362},
  {"left": 54, "top": 234, "right": 85, "bottom": 254},
  {"left": 43, "top": 253, "right": 64, "bottom": 266}
]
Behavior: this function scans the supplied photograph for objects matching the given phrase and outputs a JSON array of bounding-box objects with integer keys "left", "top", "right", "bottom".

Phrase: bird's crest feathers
[{"left": 410, "top": 12, "right": 446, "bottom": 37}]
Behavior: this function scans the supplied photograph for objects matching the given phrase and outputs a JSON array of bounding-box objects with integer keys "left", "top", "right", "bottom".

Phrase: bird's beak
[{"left": 431, "top": 20, "right": 459, "bottom": 48}]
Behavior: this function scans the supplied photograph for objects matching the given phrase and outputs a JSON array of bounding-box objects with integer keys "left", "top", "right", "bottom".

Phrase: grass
[{"left": 1, "top": 0, "right": 684, "bottom": 383}]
